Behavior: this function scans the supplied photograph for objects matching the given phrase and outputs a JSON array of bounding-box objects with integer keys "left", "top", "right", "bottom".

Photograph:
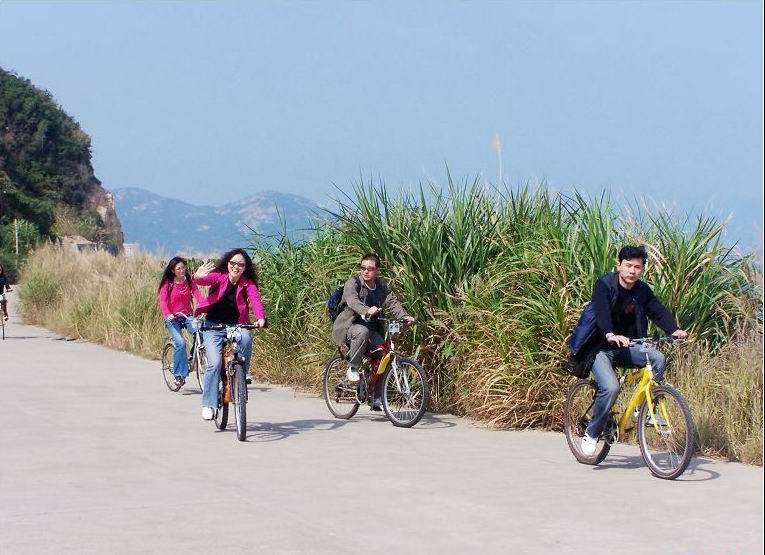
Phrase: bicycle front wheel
[
  {"left": 322, "top": 355, "right": 360, "bottom": 419},
  {"left": 382, "top": 357, "right": 428, "bottom": 428},
  {"left": 564, "top": 379, "right": 611, "bottom": 465},
  {"left": 194, "top": 345, "right": 208, "bottom": 392},
  {"left": 637, "top": 384, "right": 695, "bottom": 480},
  {"left": 233, "top": 363, "right": 247, "bottom": 441},
  {"left": 215, "top": 373, "right": 229, "bottom": 430},
  {"left": 161, "top": 341, "right": 180, "bottom": 392}
]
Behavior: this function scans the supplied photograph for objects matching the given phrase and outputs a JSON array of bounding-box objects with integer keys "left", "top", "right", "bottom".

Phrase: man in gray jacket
[{"left": 331, "top": 253, "right": 415, "bottom": 409}]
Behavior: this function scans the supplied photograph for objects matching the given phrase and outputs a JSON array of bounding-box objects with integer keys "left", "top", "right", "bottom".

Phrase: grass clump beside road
[
  {"left": 19, "top": 245, "right": 165, "bottom": 357},
  {"left": 18, "top": 180, "right": 763, "bottom": 464}
]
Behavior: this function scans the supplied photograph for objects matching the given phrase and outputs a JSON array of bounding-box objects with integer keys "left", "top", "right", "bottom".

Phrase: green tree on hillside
[{"left": 0, "top": 67, "right": 110, "bottom": 243}]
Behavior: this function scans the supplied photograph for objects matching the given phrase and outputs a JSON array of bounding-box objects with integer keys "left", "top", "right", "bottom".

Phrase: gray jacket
[{"left": 331, "top": 277, "right": 410, "bottom": 345}]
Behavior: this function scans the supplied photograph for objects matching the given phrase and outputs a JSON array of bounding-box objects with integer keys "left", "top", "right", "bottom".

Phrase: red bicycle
[{"left": 323, "top": 318, "right": 429, "bottom": 427}]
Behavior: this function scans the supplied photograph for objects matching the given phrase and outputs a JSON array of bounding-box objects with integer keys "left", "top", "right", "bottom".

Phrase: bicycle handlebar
[
  {"left": 629, "top": 336, "right": 684, "bottom": 347},
  {"left": 200, "top": 322, "right": 265, "bottom": 331}
]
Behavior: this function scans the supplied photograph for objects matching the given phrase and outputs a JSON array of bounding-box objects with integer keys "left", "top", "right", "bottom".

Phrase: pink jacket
[
  {"left": 194, "top": 271, "right": 266, "bottom": 324},
  {"left": 158, "top": 280, "right": 203, "bottom": 318}
]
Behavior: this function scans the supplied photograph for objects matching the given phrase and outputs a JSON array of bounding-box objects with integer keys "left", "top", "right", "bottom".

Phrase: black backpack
[
  {"left": 327, "top": 278, "right": 361, "bottom": 322},
  {"left": 566, "top": 273, "right": 619, "bottom": 378}
]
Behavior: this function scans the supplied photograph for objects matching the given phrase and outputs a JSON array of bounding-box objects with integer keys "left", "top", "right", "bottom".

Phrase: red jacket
[{"left": 194, "top": 271, "right": 265, "bottom": 324}]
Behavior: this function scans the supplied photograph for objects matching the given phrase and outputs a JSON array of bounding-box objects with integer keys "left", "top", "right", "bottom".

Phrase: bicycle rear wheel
[
  {"left": 323, "top": 355, "right": 360, "bottom": 419},
  {"left": 564, "top": 379, "right": 611, "bottom": 465},
  {"left": 382, "top": 357, "right": 428, "bottom": 428},
  {"left": 233, "top": 363, "right": 247, "bottom": 441},
  {"left": 637, "top": 384, "right": 695, "bottom": 480},
  {"left": 215, "top": 373, "right": 229, "bottom": 430},
  {"left": 161, "top": 341, "right": 181, "bottom": 392}
]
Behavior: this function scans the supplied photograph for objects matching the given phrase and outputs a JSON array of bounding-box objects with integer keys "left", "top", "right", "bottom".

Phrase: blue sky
[{"left": 1, "top": 1, "right": 762, "bottom": 246}]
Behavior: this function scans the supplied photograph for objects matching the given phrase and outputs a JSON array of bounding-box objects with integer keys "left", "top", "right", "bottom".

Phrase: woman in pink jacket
[
  {"left": 193, "top": 248, "right": 266, "bottom": 420},
  {"left": 158, "top": 256, "right": 203, "bottom": 387}
]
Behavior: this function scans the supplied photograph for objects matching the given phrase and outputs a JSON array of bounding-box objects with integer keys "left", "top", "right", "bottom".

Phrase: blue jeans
[
  {"left": 165, "top": 316, "right": 198, "bottom": 378},
  {"left": 585, "top": 346, "right": 666, "bottom": 439},
  {"left": 201, "top": 327, "right": 252, "bottom": 408}
]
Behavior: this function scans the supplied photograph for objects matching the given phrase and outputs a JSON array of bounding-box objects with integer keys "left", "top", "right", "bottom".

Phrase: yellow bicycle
[{"left": 564, "top": 337, "right": 695, "bottom": 480}]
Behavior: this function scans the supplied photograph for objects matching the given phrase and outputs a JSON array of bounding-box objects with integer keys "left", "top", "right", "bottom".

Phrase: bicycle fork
[{"left": 390, "top": 359, "right": 411, "bottom": 397}]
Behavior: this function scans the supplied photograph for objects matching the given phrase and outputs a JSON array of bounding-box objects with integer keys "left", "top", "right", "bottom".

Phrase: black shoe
[
  {"left": 173, "top": 376, "right": 185, "bottom": 387},
  {"left": 371, "top": 398, "right": 383, "bottom": 412},
  {"left": 246, "top": 376, "right": 252, "bottom": 384}
]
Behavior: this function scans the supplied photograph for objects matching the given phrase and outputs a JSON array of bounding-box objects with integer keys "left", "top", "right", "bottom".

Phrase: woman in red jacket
[
  {"left": 158, "top": 256, "right": 202, "bottom": 387},
  {"left": 193, "top": 248, "right": 266, "bottom": 420}
]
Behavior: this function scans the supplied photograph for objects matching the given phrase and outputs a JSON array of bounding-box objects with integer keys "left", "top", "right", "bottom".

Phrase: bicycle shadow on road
[
  {"left": 181, "top": 385, "right": 273, "bottom": 396},
  {"left": 411, "top": 412, "right": 458, "bottom": 429},
  {"left": 244, "top": 418, "right": 353, "bottom": 442},
  {"left": 341, "top": 411, "right": 457, "bottom": 430},
  {"left": 674, "top": 457, "right": 722, "bottom": 482},
  {"left": 593, "top": 454, "right": 720, "bottom": 481}
]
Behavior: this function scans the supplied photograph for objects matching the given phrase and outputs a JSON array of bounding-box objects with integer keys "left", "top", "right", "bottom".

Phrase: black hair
[
  {"left": 214, "top": 248, "right": 258, "bottom": 286},
  {"left": 0, "top": 264, "right": 5, "bottom": 277},
  {"left": 158, "top": 256, "right": 192, "bottom": 302},
  {"left": 360, "top": 253, "right": 381, "bottom": 269},
  {"left": 618, "top": 245, "right": 648, "bottom": 265}
]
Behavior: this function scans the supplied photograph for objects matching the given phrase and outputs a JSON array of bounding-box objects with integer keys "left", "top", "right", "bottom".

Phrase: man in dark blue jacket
[{"left": 581, "top": 245, "right": 688, "bottom": 456}]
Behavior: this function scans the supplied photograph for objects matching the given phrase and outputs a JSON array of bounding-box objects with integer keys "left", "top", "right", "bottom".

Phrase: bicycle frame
[
  {"left": 351, "top": 319, "right": 408, "bottom": 401},
  {"left": 371, "top": 320, "right": 415, "bottom": 397},
  {"left": 219, "top": 327, "right": 248, "bottom": 401},
  {"left": 613, "top": 351, "right": 673, "bottom": 439}
]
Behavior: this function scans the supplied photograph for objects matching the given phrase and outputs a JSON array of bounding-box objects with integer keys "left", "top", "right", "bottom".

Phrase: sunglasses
[
  {"left": 228, "top": 261, "right": 246, "bottom": 269},
  {"left": 359, "top": 265, "right": 377, "bottom": 272}
]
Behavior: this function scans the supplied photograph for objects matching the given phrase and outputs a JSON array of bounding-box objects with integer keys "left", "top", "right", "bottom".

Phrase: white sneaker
[
  {"left": 645, "top": 413, "right": 668, "bottom": 428},
  {"left": 581, "top": 433, "right": 598, "bottom": 456},
  {"left": 346, "top": 366, "right": 360, "bottom": 383},
  {"left": 202, "top": 407, "right": 214, "bottom": 420}
]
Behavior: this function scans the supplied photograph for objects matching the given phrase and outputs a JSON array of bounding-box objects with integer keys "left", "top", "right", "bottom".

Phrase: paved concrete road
[{"left": 1, "top": 291, "right": 763, "bottom": 554}]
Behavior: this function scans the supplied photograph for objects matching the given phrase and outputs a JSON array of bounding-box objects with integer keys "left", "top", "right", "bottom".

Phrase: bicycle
[
  {"left": 161, "top": 317, "right": 207, "bottom": 392},
  {"left": 1, "top": 295, "right": 5, "bottom": 341},
  {"left": 203, "top": 322, "right": 258, "bottom": 441},
  {"left": 564, "top": 336, "right": 695, "bottom": 480},
  {"left": 1, "top": 288, "right": 11, "bottom": 340},
  {"left": 323, "top": 318, "right": 429, "bottom": 428}
]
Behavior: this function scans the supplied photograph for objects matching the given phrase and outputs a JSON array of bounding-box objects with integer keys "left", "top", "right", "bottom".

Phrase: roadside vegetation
[{"left": 19, "top": 180, "right": 763, "bottom": 464}]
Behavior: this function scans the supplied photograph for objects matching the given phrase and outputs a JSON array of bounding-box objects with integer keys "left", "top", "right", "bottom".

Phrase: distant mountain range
[{"left": 113, "top": 187, "right": 321, "bottom": 256}]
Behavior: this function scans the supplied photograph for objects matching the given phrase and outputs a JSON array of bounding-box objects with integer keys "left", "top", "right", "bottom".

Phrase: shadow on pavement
[
  {"left": 593, "top": 454, "right": 647, "bottom": 472},
  {"left": 415, "top": 412, "right": 458, "bottom": 429},
  {"left": 181, "top": 385, "right": 272, "bottom": 396},
  {"left": 675, "top": 457, "right": 721, "bottom": 482},
  {"left": 245, "top": 418, "right": 353, "bottom": 442},
  {"left": 593, "top": 454, "right": 720, "bottom": 481}
]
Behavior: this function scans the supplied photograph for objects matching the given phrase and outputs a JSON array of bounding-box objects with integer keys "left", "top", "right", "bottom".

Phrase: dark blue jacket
[{"left": 569, "top": 272, "right": 678, "bottom": 358}]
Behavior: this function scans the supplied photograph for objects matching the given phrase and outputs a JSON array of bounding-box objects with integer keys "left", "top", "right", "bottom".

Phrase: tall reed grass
[
  {"left": 18, "top": 179, "right": 763, "bottom": 464},
  {"left": 252, "top": 178, "right": 761, "bottom": 462}
]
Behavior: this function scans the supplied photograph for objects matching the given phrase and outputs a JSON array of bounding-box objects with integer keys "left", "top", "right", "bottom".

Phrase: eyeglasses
[
  {"left": 228, "top": 261, "right": 246, "bottom": 269},
  {"left": 359, "top": 265, "right": 377, "bottom": 272}
]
